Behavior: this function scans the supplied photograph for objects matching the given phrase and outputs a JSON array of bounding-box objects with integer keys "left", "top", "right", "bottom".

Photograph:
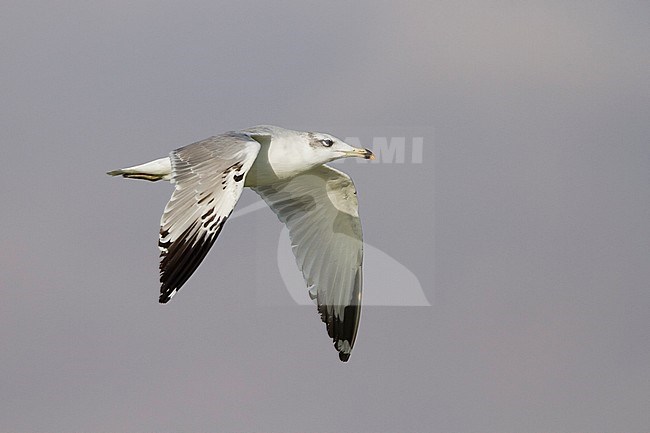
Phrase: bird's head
[{"left": 305, "top": 132, "right": 375, "bottom": 165}]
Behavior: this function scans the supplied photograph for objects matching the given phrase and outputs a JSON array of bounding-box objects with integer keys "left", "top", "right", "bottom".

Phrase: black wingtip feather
[
  {"left": 158, "top": 216, "right": 229, "bottom": 303},
  {"left": 318, "top": 302, "right": 361, "bottom": 362}
]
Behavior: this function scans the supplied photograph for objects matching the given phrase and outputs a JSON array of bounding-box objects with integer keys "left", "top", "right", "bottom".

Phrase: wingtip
[{"left": 159, "top": 286, "right": 179, "bottom": 304}]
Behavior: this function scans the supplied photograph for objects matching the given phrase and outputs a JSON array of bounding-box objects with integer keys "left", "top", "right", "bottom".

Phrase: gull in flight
[{"left": 107, "top": 125, "right": 374, "bottom": 361}]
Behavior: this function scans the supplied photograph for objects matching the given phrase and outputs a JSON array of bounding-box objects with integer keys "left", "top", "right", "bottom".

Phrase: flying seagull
[{"left": 107, "top": 125, "right": 374, "bottom": 361}]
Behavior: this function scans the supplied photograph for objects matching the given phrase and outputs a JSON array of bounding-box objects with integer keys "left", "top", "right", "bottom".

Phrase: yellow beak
[{"left": 346, "top": 148, "right": 375, "bottom": 160}]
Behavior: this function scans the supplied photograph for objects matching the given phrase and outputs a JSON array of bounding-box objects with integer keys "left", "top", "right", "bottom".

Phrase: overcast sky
[{"left": 1, "top": 1, "right": 649, "bottom": 432}]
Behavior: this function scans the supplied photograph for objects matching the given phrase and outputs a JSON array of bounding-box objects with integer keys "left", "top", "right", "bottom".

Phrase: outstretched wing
[
  {"left": 253, "top": 165, "right": 364, "bottom": 361},
  {"left": 158, "top": 132, "right": 263, "bottom": 303}
]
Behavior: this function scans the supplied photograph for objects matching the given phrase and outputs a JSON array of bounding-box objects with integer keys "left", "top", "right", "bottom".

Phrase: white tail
[{"left": 107, "top": 157, "right": 172, "bottom": 182}]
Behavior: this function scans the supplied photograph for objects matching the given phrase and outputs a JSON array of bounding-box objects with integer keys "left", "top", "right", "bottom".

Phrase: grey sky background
[{"left": 2, "top": 1, "right": 649, "bottom": 432}]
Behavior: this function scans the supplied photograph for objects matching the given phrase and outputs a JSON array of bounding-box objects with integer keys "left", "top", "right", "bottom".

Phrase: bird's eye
[{"left": 322, "top": 139, "right": 334, "bottom": 147}]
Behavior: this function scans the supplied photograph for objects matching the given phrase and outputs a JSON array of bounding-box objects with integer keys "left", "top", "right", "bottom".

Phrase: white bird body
[
  {"left": 115, "top": 126, "right": 367, "bottom": 186},
  {"left": 108, "top": 125, "right": 374, "bottom": 361}
]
